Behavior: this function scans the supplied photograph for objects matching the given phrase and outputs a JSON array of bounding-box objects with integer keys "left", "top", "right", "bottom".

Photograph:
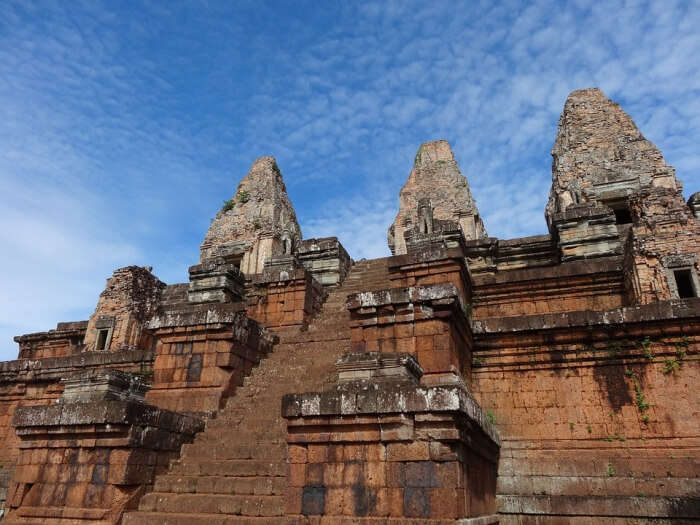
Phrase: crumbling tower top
[
  {"left": 200, "top": 156, "right": 302, "bottom": 274},
  {"left": 545, "top": 87, "right": 680, "bottom": 226},
  {"left": 388, "top": 139, "right": 487, "bottom": 255}
]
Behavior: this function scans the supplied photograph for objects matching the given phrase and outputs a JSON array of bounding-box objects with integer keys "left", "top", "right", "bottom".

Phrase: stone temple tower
[
  {"left": 200, "top": 156, "right": 302, "bottom": 275},
  {"left": 388, "top": 139, "right": 487, "bottom": 255},
  {"left": 546, "top": 87, "right": 680, "bottom": 225}
]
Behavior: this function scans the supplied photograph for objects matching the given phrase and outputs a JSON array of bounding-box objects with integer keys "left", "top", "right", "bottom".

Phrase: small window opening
[
  {"left": 613, "top": 207, "right": 632, "bottom": 225},
  {"left": 674, "top": 269, "right": 695, "bottom": 298},
  {"left": 95, "top": 329, "right": 109, "bottom": 350}
]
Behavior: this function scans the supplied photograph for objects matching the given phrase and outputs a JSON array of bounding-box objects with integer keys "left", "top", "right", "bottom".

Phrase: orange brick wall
[
  {"left": 0, "top": 350, "right": 152, "bottom": 470},
  {"left": 246, "top": 271, "right": 325, "bottom": 330},
  {"left": 147, "top": 322, "right": 274, "bottom": 416},
  {"left": 388, "top": 252, "right": 471, "bottom": 303},
  {"left": 472, "top": 259, "right": 625, "bottom": 320},
  {"left": 472, "top": 330, "right": 699, "bottom": 519}
]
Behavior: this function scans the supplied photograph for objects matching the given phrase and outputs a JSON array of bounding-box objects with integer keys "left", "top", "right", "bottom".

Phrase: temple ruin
[{"left": 1, "top": 88, "right": 698, "bottom": 524}]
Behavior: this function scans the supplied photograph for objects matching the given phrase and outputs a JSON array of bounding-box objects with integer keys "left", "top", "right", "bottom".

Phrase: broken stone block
[
  {"left": 296, "top": 236, "right": 352, "bottom": 287},
  {"left": 83, "top": 266, "right": 166, "bottom": 352}
]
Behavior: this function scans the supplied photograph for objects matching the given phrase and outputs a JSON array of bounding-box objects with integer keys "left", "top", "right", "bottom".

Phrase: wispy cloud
[{"left": 1, "top": 0, "right": 699, "bottom": 358}]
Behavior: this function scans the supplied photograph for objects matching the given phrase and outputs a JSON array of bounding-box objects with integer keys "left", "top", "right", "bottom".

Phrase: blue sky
[{"left": 1, "top": 0, "right": 699, "bottom": 359}]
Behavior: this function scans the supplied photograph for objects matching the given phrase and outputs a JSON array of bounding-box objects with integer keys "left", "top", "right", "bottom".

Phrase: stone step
[
  {"left": 153, "top": 474, "right": 286, "bottom": 496},
  {"left": 137, "top": 492, "right": 284, "bottom": 516},
  {"left": 169, "top": 459, "right": 286, "bottom": 477},
  {"left": 124, "top": 512, "right": 303, "bottom": 525},
  {"left": 122, "top": 260, "right": 391, "bottom": 523},
  {"left": 203, "top": 418, "right": 286, "bottom": 431},
  {"left": 181, "top": 442, "right": 286, "bottom": 461}
]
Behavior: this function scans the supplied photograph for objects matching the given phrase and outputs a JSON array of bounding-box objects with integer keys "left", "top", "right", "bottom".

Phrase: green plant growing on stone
[
  {"left": 638, "top": 337, "right": 654, "bottom": 360},
  {"left": 625, "top": 368, "right": 634, "bottom": 377},
  {"left": 221, "top": 199, "right": 235, "bottom": 213},
  {"left": 664, "top": 340, "right": 687, "bottom": 374},
  {"left": 473, "top": 356, "right": 484, "bottom": 366},
  {"left": 486, "top": 411, "right": 495, "bottom": 424},
  {"left": 641, "top": 415, "right": 650, "bottom": 425},
  {"left": 238, "top": 191, "right": 250, "bottom": 203},
  {"left": 271, "top": 161, "right": 281, "bottom": 177},
  {"left": 607, "top": 463, "right": 616, "bottom": 476},
  {"left": 663, "top": 357, "right": 680, "bottom": 375},
  {"left": 253, "top": 219, "right": 262, "bottom": 230},
  {"left": 569, "top": 422, "right": 575, "bottom": 430},
  {"left": 587, "top": 424, "right": 592, "bottom": 434},
  {"left": 414, "top": 146, "right": 423, "bottom": 166},
  {"left": 634, "top": 382, "right": 649, "bottom": 416}
]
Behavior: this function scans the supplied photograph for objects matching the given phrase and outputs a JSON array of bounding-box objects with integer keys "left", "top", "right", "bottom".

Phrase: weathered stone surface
[
  {"left": 83, "top": 266, "right": 165, "bottom": 351},
  {"left": 6, "top": 371, "right": 203, "bottom": 524},
  {"left": 187, "top": 256, "right": 245, "bottom": 304},
  {"left": 689, "top": 191, "right": 700, "bottom": 219},
  {"left": 282, "top": 352, "right": 500, "bottom": 520},
  {"left": 296, "top": 237, "right": 352, "bottom": 287},
  {"left": 546, "top": 87, "right": 681, "bottom": 225},
  {"left": 388, "top": 140, "right": 487, "bottom": 255},
  {"left": 13, "top": 320, "right": 87, "bottom": 359},
  {"left": 200, "top": 156, "right": 302, "bottom": 274}
]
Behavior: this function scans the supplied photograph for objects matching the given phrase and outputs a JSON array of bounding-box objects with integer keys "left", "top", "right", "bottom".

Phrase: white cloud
[{"left": 1, "top": 0, "right": 700, "bottom": 357}]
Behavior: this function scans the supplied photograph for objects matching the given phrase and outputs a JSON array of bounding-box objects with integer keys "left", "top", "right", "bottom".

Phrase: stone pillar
[
  {"left": 282, "top": 352, "right": 500, "bottom": 523},
  {"left": 347, "top": 283, "right": 473, "bottom": 385},
  {"left": 5, "top": 370, "right": 203, "bottom": 524}
]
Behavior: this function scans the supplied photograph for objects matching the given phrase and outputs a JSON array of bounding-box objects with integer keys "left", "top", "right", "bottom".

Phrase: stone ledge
[
  {"left": 497, "top": 494, "right": 700, "bottom": 519},
  {"left": 147, "top": 303, "right": 247, "bottom": 329},
  {"left": 13, "top": 399, "right": 203, "bottom": 436},
  {"left": 283, "top": 383, "right": 499, "bottom": 446},
  {"left": 472, "top": 257, "right": 623, "bottom": 286},
  {"left": 473, "top": 298, "right": 700, "bottom": 334},
  {"left": 347, "top": 283, "right": 461, "bottom": 310},
  {"left": 457, "top": 515, "right": 500, "bottom": 525},
  {"left": 0, "top": 348, "right": 153, "bottom": 380}
]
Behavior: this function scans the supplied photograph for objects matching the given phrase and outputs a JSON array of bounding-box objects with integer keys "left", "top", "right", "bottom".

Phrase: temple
[{"left": 1, "top": 88, "right": 698, "bottom": 524}]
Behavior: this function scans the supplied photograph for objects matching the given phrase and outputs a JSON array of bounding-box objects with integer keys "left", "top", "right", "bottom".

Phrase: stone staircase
[{"left": 122, "top": 258, "right": 391, "bottom": 524}]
